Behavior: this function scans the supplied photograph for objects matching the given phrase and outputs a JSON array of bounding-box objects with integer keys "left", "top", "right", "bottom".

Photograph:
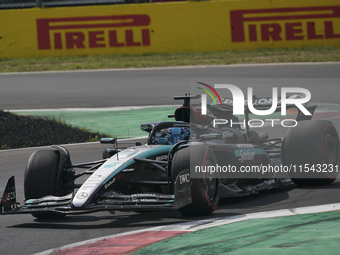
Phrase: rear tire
[
  {"left": 24, "top": 149, "right": 66, "bottom": 219},
  {"left": 283, "top": 120, "right": 339, "bottom": 186},
  {"left": 171, "top": 144, "right": 219, "bottom": 216}
]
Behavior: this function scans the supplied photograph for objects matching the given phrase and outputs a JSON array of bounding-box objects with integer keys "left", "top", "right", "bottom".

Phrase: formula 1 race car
[{"left": 1, "top": 94, "right": 339, "bottom": 219}]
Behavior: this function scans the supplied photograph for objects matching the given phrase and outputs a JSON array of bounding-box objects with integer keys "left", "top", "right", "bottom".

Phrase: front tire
[
  {"left": 171, "top": 143, "right": 220, "bottom": 216},
  {"left": 283, "top": 120, "right": 339, "bottom": 186},
  {"left": 24, "top": 149, "right": 66, "bottom": 219}
]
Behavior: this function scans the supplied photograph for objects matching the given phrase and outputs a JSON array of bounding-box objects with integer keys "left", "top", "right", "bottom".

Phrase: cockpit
[{"left": 152, "top": 127, "right": 190, "bottom": 145}]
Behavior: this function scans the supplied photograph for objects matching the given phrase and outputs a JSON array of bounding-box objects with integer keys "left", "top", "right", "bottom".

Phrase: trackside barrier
[{"left": 0, "top": 0, "right": 339, "bottom": 58}]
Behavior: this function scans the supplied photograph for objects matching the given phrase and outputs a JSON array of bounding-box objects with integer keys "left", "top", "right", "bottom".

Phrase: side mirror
[{"left": 100, "top": 138, "right": 117, "bottom": 144}]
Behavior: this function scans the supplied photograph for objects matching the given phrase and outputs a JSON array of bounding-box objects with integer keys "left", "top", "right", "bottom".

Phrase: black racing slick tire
[
  {"left": 283, "top": 120, "right": 339, "bottom": 186},
  {"left": 24, "top": 149, "right": 65, "bottom": 219},
  {"left": 171, "top": 144, "right": 220, "bottom": 216}
]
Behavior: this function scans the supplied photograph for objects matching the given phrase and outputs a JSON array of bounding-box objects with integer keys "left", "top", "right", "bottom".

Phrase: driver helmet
[{"left": 166, "top": 127, "right": 190, "bottom": 145}]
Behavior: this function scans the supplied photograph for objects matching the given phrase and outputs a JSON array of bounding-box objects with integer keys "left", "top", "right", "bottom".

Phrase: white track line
[
  {"left": 1, "top": 62, "right": 339, "bottom": 76},
  {"left": 8, "top": 105, "right": 179, "bottom": 112}
]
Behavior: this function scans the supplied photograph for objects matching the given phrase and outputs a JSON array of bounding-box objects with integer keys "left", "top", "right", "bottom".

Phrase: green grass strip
[{"left": 1, "top": 46, "right": 339, "bottom": 73}]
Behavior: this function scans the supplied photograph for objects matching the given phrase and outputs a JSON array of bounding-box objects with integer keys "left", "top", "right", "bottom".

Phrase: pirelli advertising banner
[{"left": 0, "top": 0, "right": 340, "bottom": 58}]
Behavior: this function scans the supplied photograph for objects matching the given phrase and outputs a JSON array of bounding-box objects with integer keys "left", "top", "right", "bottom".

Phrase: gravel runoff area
[{"left": 0, "top": 110, "right": 108, "bottom": 150}]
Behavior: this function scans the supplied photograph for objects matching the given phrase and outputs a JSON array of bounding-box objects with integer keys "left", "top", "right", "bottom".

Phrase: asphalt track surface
[
  {"left": 1, "top": 63, "right": 340, "bottom": 255},
  {"left": 1, "top": 63, "right": 340, "bottom": 110}
]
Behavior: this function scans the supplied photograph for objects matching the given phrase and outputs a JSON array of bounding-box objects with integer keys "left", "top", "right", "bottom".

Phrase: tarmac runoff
[{"left": 35, "top": 203, "right": 340, "bottom": 255}]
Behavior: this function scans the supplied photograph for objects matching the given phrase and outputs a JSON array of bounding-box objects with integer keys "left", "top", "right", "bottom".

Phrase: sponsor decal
[
  {"left": 234, "top": 148, "right": 267, "bottom": 162},
  {"left": 132, "top": 198, "right": 157, "bottom": 202},
  {"left": 173, "top": 123, "right": 191, "bottom": 127},
  {"left": 39, "top": 202, "right": 58, "bottom": 206},
  {"left": 36, "top": 14, "right": 151, "bottom": 50},
  {"left": 237, "top": 144, "right": 254, "bottom": 149},
  {"left": 104, "top": 162, "right": 121, "bottom": 168},
  {"left": 237, "top": 149, "right": 256, "bottom": 162},
  {"left": 230, "top": 6, "right": 340, "bottom": 43},
  {"left": 179, "top": 173, "right": 190, "bottom": 184},
  {"left": 122, "top": 168, "right": 135, "bottom": 172},
  {"left": 104, "top": 178, "right": 116, "bottom": 189},
  {"left": 76, "top": 192, "right": 88, "bottom": 199},
  {"left": 6, "top": 191, "right": 16, "bottom": 201},
  {"left": 131, "top": 193, "right": 157, "bottom": 197}
]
